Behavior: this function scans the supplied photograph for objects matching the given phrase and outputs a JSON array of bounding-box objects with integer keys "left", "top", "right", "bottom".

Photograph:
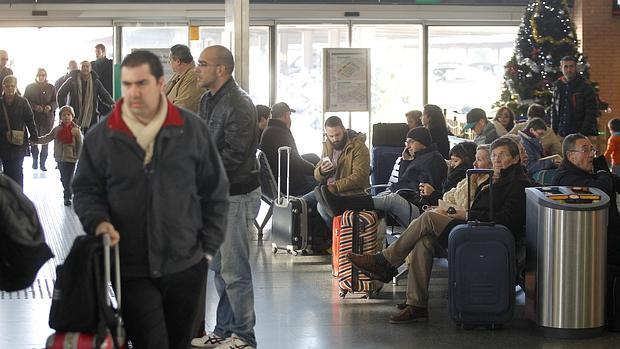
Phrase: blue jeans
[
  {"left": 302, "top": 190, "right": 332, "bottom": 227},
  {"left": 210, "top": 187, "right": 261, "bottom": 346},
  {"left": 372, "top": 191, "right": 420, "bottom": 227}
]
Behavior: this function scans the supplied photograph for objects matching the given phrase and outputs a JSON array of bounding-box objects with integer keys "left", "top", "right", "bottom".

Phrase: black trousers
[
  {"left": 31, "top": 144, "right": 49, "bottom": 165},
  {"left": 57, "top": 162, "right": 76, "bottom": 199},
  {"left": 0, "top": 151, "right": 24, "bottom": 187},
  {"left": 121, "top": 259, "right": 208, "bottom": 349}
]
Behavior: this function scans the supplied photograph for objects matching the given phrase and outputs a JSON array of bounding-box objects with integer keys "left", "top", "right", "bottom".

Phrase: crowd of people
[{"left": 1, "top": 44, "right": 620, "bottom": 349}]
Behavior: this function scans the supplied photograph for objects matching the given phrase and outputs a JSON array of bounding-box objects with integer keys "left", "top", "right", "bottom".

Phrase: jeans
[
  {"left": 372, "top": 192, "right": 420, "bottom": 227},
  {"left": 302, "top": 190, "right": 332, "bottom": 227},
  {"left": 210, "top": 187, "right": 261, "bottom": 346},
  {"left": 57, "top": 161, "right": 76, "bottom": 199}
]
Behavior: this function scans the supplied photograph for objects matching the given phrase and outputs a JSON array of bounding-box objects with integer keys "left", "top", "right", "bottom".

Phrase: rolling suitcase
[
  {"left": 333, "top": 210, "right": 381, "bottom": 299},
  {"left": 271, "top": 146, "right": 310, "bottom": 255},
  {"left": 46, "top": 235, "right": 126, "bottom": 349},
  {"left": 448, "top": 168, "right": 515, "bottom": 329}
]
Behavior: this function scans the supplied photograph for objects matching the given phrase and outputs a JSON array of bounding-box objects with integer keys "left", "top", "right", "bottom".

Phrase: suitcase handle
[
  {"left": 466, "top": 168, "right": 494, "bottom": 225},
  {"left": 102, "top": 234, "right": 124, "bottom": 345},
  {"left": 277, "top": 146, "right": 292, "bottom": 205}
]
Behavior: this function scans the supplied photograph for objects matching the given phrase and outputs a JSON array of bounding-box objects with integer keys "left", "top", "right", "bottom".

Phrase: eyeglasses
[
  {"left": 568, "top": 148, "right": 598, "bottom": 155},
  {"left": 197, "top": 61, "right": 219, "bottom": 68}
]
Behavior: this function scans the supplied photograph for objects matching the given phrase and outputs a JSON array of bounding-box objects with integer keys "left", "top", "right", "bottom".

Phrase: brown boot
[
  {"left": 389, "top": 305, "right": 428, "bottom": 324},
  {"left": 347, "top": 252, "right": 398, "bottom": 283}
]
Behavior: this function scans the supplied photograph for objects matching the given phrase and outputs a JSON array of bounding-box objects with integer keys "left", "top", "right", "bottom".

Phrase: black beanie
[{"left": 406, "top": 127, "right": 432, "bottom": 147}]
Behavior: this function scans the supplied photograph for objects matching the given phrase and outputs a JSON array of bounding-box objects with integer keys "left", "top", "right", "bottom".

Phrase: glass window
[
  {"left": 0, "top": 27, "right": 112, "bottom": 93},
  {"left": 277, "top": 24, "right": 349, "bottom": 156},
  {"left": 428, "top": 26, "right": 518, "bottom": 121},
  {"left": 352, "top": 24, "right": 423, "bottom": 125}
]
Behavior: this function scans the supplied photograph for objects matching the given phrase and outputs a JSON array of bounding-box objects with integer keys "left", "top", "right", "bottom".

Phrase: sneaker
[
  {"left": 389, "top": 305, "right": 428, "bottom": 324},
  {"left": 191, "top": 332, "right": 227, "bottom": 348},
  {"left": 214, "top": 335, "right": 255, "bottom": 349}
]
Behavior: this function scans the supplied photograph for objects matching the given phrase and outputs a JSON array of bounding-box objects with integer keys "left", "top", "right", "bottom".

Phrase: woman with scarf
[
  {"left": 24, "top": 68, "right": 57, "bottom": 171},
  {"left": 34, "top": 105, "right": 82, "bottom": 206}
]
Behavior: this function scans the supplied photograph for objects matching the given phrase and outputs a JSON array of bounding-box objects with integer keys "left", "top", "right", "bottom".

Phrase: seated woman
[
  {"left": 347, "top": 137, "right": 532, "bottom": 324},
  {"left": 419, "top": 141, "right": 477, "bottom": 205},
  {"left": 493, "top": 106, "right": 515, "bottom": 136},
  {"left": 317, "top": 144, "right": 491, "bottom": 228},
  {"left": 518, "top": 117, "right": 561, "bottom": 177}
]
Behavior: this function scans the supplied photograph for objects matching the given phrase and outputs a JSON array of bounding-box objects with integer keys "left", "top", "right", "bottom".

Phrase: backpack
[
  {"left": 0, "top": 174, "right": 53, "bottom": 291},
  {"left": 49, "top": 235, "right": 120, "bottom": 347}
]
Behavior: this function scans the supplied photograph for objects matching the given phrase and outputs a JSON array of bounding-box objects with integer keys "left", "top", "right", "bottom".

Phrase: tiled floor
[{"left": 1, "top": 159, "right": 619, "bottom": 349}]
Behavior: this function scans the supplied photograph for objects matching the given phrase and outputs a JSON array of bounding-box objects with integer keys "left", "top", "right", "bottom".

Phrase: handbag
[{"left": 2, "top": 100, "right": 25, "bottom": 146}]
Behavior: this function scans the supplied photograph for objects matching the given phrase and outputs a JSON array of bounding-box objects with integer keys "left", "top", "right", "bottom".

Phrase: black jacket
[
  {"left": 551, "top": 75, "right": 599, "bottom": 137},
  {"left": 259, "top": 118, "right": 314, "bottom": 194},
  {"left": 57, "top": 70, "right": 114, "bottom": 129},
  {"left": 469, "top": 164, "right": 532, "bottom": 241},
  {"left": 72, "top": 99, "right": 229, "bottom": 278},
  {"left": 429, "top": 124, "right": 450, "bottom": 160},
  {"left": 199, "top": 78, "right": 259, "bottom": 195},
  {"left": 0, "top": 95, "right": 38, "bottom": 153},
  {"left": 91, "top": 57, "right": 113, "bottom": 95},
  {"left": 391, "top": 144, "right": 448, "bottom": 206},
  {"left": 24, "top": 81, "right": 57, "bottom": 135}
]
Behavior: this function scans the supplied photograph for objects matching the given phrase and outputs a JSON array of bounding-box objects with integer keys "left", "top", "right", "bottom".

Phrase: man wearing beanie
[
  {"left": 463, "top": 108, "right": 499, "bottom": 145},
  {"left": 317, "top": 126, "right": 447, "bottom": 226}
]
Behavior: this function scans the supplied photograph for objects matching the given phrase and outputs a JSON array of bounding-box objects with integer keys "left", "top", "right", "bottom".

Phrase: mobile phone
[{"left": 322, "top": 157, "right": 332, "bottom": 166}]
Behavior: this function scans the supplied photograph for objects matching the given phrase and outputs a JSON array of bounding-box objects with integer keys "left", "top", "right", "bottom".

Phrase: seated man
[
  {"left": 304, "top": 116, "right": 370, "bottom": 225},
  {"left": 260, "top": 102, "right": 316, "bottom": 196},
  {"left": 518, "top": 117, "right": 561, "bottom": 177},
  {"left": 510, "top": 103, "right": 562, "bottom": 156},
  {"left": 463, "top": 108, "right": 499, "bottom": 145},
  {"left": 318, "top": 127, "right": 447, "bottom": 226},
  {"left": 552, "top": 133, "right": 620, "bottom": 266},
  {"left": 347, "top": 137, "right": 531, "bottom": 323}
]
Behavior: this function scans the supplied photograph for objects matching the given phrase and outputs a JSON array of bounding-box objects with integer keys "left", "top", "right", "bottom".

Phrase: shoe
[
  {"left": 191, "top": 332, "right": 227, "bottom": 348},
  {"left": 40, "top": 164, "right": 47, "bottom": 171},
  {"left": 214, "top": 335, "right": 255, "bottom": 349},
  {"left": 32, "top": 162, "right": 38, "bottom": 170},
  {"left": 396, "top": 302, "right": 408, "bottom": 310},
  {"left": 347, "top": 252, "right": 398, "bottom": 283},
  {"left": 64, "top": 199, "right": 72, "bottom": 206},
  {"left": 389, "top": 305, "right": 428, "bottom": 324}
]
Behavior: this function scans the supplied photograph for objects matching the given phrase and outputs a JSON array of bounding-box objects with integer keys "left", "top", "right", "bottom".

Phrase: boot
[
  {"left": 32, "top": 152, "right": 38, "bottom": 170},
  {"left": 316, "top": 185, "right": 374, "bottom": 217},
  {"left": 40, "top": 160, "right": 47, "bottom": 171}
]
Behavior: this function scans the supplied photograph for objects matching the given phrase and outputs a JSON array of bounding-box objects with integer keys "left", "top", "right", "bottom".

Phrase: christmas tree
[{"left": 497, "top": 0, "right": 606, "bottom": 116}]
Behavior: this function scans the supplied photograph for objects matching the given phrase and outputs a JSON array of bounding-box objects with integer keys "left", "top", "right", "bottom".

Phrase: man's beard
[{"left": 330, "top": 134, "right": 348, "bottom": 150}]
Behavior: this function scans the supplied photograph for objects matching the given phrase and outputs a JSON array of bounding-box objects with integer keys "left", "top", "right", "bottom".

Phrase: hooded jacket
[{"left": 314, "top": 129, "right": 370, "bottom": 196}]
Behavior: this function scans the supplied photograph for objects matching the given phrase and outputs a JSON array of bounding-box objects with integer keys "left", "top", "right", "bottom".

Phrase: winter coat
[
  {"left": 391, "top": 144, "right": 448, "bottom": 206},
  {"left": 551, "top": 75, "right": 599, "bottom": 137},
  {"left": 56, "top": 70, "right": 114, "bottom": 129},
  {"left": 164, "top": 63, "right": 204, "bottom": 113},
  {"left": 473, "top": 121, "right": 499, "bottom": 145},
  {"left": 518, "top": 130, "right": 555, "bottom": 175},
  {"left": 259, "top": 118, "right": 315, "bottom": 194},
  {"left": 512, "top": 121, "right": 562, "bottom": 156},
  {"left": 24, "top": 81, "right": 57, "bottom": 136},
  {"left": 429, "top": 124, "right": 450, "bottom": 159},
  {"left": 442, "top": 173, "right": 489, "bottom": 210},
  {"left": 199, "top": 77, "right": 259, "bottom": 196},
  {"left": 72, "top": 99, "right": 229, "bottom": 278},
  {"left": 604, "top": 134, "right": 620, "bottom": 166},
  {"left": 0, "top": 95, "right": 37, "bottom": 153},
  {"left": 315, "top": 129, "right": 370, "bottom": 196},
  {"left": 36, "top": 122, "right": 82, "bottom": 163},
  {"left": 90, "top": 57, "right": 113, "bottom": 96},
  {"left": 468, "top": 163, "right": 532, "bottom": 241}
]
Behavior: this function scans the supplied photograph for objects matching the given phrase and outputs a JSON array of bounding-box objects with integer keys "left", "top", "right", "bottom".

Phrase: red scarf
[{"left": 57, "top": 123, "right": 74, "bottom": 144}]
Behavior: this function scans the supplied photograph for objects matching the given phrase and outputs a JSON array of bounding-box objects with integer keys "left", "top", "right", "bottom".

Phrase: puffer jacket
[
  {"left": 314, "top": 129, "right": 370, "bottom": 196},
  {"left": 0, "top": 95, "right": 37, "bottom": 153},
  {"left": 73, "top": 99, "right": 229, "bottom": 278},
  {"left": 551, "top": 75, "right": 599, "bottom": 137},
  {"left": 199, "top": 78, "right": 259, "bottom": 196},
  {"left": 36, "top": 122, "right": 82, "bottom": 163}
]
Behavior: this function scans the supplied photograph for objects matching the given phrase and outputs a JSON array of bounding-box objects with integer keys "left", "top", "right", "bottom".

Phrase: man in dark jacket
[
  {"left": 551, "top": 56, "right": 599, "bottom": 137},
  {"left": 552, "top": 133, "right": 620, "bottom": 265},
  {"left": 194, "top": 45, "right": 260, "bottom": 349},
  {"left": 91, "top": 44, "right": 114, "bottom": 117},
  {"left": 57, "top": 60, "right": 114, "bottom": 134},
  {"left": 347, "top": 137, "right": 531, "bottom": 323},
  {"left": 72, "top": 51, "right": 229, "bottom": 349},
  {"left": 260, "top": 101, "right": 316, "bottom": 196},
  {"left": 463, "top": 108, "right": 499, "bottom": 145},
  {"left": 54, "top": 60, "right": 78, "bottom": 92},
  {"left": 0, "top": 75, "right": 38, "bottom": 187}
]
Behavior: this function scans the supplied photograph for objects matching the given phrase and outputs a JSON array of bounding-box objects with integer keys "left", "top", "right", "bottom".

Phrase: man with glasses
[
  {"left": 0, "top": 50, "right": 13, "bottom": 85},
  {"left": 552, "top": 133, "right": 620, "bottom": 265}
]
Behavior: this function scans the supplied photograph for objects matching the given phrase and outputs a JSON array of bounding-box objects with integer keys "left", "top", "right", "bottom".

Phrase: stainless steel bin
[{"left": 525, "top": 186, "right": 609, "bottom": 338}]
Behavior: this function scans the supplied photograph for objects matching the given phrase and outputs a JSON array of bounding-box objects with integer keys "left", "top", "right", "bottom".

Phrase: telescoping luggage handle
[
  {"left": 466, "top": 168, "right": 494, "bottom": 226},
  {"left": 102, "top": 234, "right": 124, "bottom": 342},
  {"left": 277, "top": 146, "right": 292, "bottom": 206}
]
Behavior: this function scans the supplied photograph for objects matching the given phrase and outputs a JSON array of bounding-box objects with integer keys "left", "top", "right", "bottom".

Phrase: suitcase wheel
[
  {"left": 272, "top": 246, "right": 278, "bottom": 254},
  {"left": 287, "top": 249, "right": 299, "bottom": 256},
  {"left": 339, "top": 290, "right": 347, "bottom": 299}
]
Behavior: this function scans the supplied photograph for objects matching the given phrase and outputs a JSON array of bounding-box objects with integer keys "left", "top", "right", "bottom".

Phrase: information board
[{"left": 323, "top": 48, "right": 371, "bottom": 113}]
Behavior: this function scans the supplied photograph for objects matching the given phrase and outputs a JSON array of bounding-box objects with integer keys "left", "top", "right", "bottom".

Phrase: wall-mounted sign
[{"left": 323, "top": 48, "right": 371, "bottom": 113}]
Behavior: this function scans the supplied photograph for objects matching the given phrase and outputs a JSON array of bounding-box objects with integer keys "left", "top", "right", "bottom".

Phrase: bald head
[{"left": 208, "top": 45, "right": 234, "bottom": 74}]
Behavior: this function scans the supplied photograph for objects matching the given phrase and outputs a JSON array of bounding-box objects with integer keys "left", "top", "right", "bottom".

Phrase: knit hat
[
  {"left": 406, "top": 126, "right": 432, "bottom": 147},
  {"left": 463, "top": 108, "right": 487, "bottom": 131}
]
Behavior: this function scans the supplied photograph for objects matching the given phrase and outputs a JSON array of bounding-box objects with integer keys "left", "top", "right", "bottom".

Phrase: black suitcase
[
  {"left": 372, "top": 123, "right": 409, "bottom": 147},
  {"left": 271, "top": 146, "right": 310, "bottom": 255},
  {"left": 448, "top": 168, "right": 516, "bottom": 329}
]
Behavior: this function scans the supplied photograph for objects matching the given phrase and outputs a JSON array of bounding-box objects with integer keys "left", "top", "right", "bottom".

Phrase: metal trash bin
[{"left": 525, "top": 186, "right": 609, "bottom": 338}]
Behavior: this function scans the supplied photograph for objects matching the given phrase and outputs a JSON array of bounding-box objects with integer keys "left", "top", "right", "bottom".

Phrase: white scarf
[{"left": 121, "top": 93, "right": 168, "bottom": 165}]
